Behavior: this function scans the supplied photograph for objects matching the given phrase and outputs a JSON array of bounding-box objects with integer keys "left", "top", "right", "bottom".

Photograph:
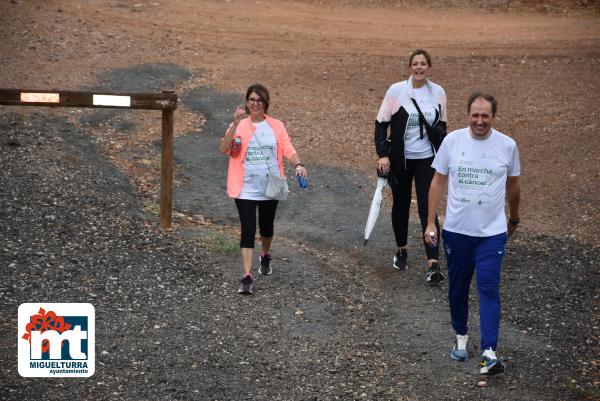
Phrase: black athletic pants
[
  {"left": 234, "top": 199, "right": 279, "bottom": 248},
  {"left": 390, "top": 156, "right": 440, "bottom": 259}
]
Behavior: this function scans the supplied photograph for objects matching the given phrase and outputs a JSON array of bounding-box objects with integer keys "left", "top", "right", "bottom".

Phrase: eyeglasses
[{"left": 247, "top": 97, "right": 264, "bottom": 104}]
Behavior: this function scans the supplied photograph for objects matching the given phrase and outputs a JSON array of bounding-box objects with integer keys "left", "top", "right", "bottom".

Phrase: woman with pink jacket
[{"left": 220, "top": 83, "right": 308, "bottom": 295}]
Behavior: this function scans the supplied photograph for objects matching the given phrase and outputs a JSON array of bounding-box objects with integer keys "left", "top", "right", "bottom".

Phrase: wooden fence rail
[{"left": 0, "top": 88, "right": 178, "bottom": 230}]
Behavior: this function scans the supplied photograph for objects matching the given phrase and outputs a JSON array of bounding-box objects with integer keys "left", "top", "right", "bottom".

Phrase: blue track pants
[{"left": 442, "top": 230, "right": 507, "bottom": 351}]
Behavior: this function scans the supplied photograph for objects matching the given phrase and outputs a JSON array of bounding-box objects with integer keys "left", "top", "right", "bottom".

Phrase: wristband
[
  {"left": 295, "top": 163, "right": 304, "bottom": 168},
  {"left": 508, "top": 217, "right": 520, "bottom": 225}
]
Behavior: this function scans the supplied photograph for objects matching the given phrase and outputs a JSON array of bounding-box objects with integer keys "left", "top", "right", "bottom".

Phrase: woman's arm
[
  {"left": 219, "top": 123, "right": 237, "bottom": 154},
  {"left": 439, "top": 86, "right": 448, "bottom": 123},
  {"left": 374, "top": 85, "right": 395, "bottom": 168},
  {"left": 276, "top": 120, "right": 307, "bottom": 177},
  {"left": 288, "top": 153, "right": 307, "bottom": 178},
  {"left": 220, "top": 106, "right": 246, "bottom": 155}
]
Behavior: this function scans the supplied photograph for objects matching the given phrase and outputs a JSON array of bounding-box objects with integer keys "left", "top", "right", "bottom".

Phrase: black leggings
[
  {"left": 391, "top": 157, "right": 440, "bottom": 259},
  {"left": 234, "top": 199, "right": 279, "bottom": 248}
]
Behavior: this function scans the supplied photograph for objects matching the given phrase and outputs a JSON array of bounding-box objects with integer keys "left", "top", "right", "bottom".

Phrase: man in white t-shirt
[{"left": 425, "top": 93, "right": 521, "bottom": 376}]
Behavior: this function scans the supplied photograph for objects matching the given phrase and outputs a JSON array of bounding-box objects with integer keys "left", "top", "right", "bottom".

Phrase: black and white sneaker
[
  {"left": 237, "top": 275, "right": 253, "bottom": 295},
  {"left": 393, "top": 249, "right": 408, "bottom": 270},
  {"left": 258, "top": 253, "right": 272, "bottom": 275},
  {"left": 426, "top": 262, "right": 445, "bottom": 284},
  {"left": 480, "top": 350, "right": 505, "bottom": 375}
]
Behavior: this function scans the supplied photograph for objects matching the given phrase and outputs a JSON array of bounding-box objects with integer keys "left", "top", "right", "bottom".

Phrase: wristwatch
[{"left": 508, "top": 217, "right": 520, "bottom": 225}]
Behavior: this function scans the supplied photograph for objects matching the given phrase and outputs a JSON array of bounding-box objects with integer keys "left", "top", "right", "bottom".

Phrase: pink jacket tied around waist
[{"left": 225, "top": 115, "right": 297, "bottom": 198}]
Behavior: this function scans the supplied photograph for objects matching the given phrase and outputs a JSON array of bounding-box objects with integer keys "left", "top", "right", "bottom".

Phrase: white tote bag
[
  {"left": 266, "top": 172, "right": 289, "bottom": 200},
  {"left": 255, "top": 134, "right": 289, "bottom": 201}
]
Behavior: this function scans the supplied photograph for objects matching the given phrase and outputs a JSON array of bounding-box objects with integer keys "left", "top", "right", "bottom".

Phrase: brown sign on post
[{"left": 0, "top": 88, "right": 178, "bottom": 230}]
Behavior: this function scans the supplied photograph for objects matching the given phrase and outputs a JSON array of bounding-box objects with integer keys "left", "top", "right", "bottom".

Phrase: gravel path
[
  {"left": 1, "top": 91, "right": 597, "bottom": 400},
  {"left": 2, "top": 0, "right": 599, "bottom": 398}
]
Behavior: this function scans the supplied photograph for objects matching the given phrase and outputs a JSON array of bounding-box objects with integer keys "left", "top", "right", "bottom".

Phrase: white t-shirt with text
[
  {"left": 432, "top": 128, "right": 520, "bottom": 237},
  {"left": 405, "top": 85, "right": 436, "bottom": 159},
  {"left": 239, "top": 121, "right": 279, "bottom": 200}
]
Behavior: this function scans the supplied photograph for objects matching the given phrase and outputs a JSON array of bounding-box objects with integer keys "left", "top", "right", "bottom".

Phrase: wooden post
[
  {"left": 0, "top": 88, "right": 178, "bottom": 230},
  {"left": 160, "top": 105, "right": 175, "bottom": 230}
]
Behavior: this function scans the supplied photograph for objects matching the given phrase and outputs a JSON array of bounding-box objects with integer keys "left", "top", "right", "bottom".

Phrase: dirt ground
[
  {"left": 0, "top": 0, "right": 600, "bottom": 245},
  {"left": 1, "top": 110, "right": 598, "bottom": 400},
  {"left": 1, "top": 0, "right": 599, "bottom": 244},
  {"left": 1, "top": 1, "right": 600, "bottom": 400}
]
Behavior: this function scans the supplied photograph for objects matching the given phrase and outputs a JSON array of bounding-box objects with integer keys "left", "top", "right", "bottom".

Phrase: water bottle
[
  {"left": 230, "top": 137, "right": 242, "bottom": 157},
  {"left": 296, "top": 174, "right": 308, "bottom": 190}
]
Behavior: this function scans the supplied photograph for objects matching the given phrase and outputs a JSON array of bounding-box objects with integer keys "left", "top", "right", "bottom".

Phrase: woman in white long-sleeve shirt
[{"left": 373, "top": 49, "right": 447, "bottom": 284}]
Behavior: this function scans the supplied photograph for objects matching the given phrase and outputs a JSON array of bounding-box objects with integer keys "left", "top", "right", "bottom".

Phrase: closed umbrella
[{"left": 364, "top": 176, "right": 389, "bottom": 246}]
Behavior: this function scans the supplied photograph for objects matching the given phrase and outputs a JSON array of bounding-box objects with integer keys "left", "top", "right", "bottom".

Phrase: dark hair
[
  {"left": 408, "top": 49, "right": 432, "bottom": 67},
  {"left": 244, "top": 83, "right": 270, "bottom": 114},
  {"left": 467, "top": 92, "right": 497, "bottom": 116}
]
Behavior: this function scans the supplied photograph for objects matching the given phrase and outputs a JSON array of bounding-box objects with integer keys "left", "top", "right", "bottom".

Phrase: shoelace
[
  {"left": 456, "top": 335, "right": 468, "bottom": 350},
  {"left": 482, "top": 349, "right": 497, "bottom": 360}
]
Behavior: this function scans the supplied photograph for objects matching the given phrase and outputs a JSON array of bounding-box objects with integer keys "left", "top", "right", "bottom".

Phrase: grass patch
[
  {"left": 143, "top": 202, "right": 161, "bottom": 215},
  {"left": 195, "top": 231, "right": 238, "bottom": 255},
  {"left": 564, "top": 378, "right": 600, "bottom": 400},
  {"left": 174, "top": 162, "right": 192, "bottom": 174}
]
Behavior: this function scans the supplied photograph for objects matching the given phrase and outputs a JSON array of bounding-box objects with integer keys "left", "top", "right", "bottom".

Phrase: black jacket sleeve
[{"left": 374, "top": 120, "right": 391, "bottom": 158}]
